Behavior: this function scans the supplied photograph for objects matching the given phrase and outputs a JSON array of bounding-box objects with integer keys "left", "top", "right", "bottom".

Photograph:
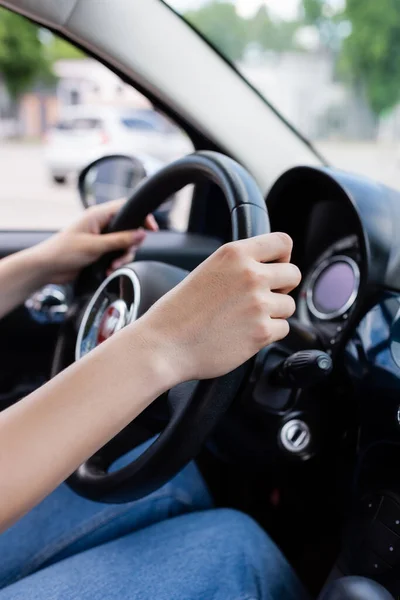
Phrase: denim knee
[
  {"left": 193, "top": 508, "right": 310, "bottom": 600},
  {"left": 0, "top": 508, "right": 310, "bottom": 600}
]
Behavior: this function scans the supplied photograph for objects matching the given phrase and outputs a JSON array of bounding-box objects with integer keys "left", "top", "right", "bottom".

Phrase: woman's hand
[
  {"left": 35, "top": 200, "right": 158, "bottom": 284},
  {"left": 136, "top": 232, "right": 301, "bottom": 385}
]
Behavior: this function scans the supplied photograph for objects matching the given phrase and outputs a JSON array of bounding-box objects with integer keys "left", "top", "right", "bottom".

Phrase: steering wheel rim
[
  {"left": 108, "top": 150, "right": 271, "bottom": 238},
  {"left": 63, "top": 151, "right": 270, "bottom": 503}
]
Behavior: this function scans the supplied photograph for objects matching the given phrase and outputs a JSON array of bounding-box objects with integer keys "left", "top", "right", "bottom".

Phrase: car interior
[{"left": 1, "top": 0, "right": 400, "bottom": 598}]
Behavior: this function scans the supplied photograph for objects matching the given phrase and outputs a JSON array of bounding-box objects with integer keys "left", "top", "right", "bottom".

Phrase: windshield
[{"left": 166, "top": 0, "right": 400, "bottom": 190}]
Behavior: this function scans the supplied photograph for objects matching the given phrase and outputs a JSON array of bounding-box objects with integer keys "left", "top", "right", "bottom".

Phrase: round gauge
[{"left": 307, "top": 255, "right": 360, "bottom": 320}]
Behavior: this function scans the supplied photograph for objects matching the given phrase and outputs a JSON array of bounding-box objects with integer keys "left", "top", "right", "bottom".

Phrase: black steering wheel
[{"left": 53, "top": 151, "right": 270, "bottom": 503}]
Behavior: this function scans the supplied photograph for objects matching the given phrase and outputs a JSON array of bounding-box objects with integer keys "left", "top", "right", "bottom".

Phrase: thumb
[{"left": 93, "top": 229, "right": 146, "bottom": 254}]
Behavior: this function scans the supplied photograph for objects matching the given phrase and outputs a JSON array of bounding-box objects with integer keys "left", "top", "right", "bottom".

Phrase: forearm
[
  {"left": 0, "top": 320, "right": 174, "bottom": 532},
  {"left": 0, "top": 246, "right": 50, "bottom": 319}
]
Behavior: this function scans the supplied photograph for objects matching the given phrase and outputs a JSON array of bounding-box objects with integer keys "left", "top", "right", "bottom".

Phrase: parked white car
[{"left": 43, "top": 105, "right": 192, "bottom": 184}]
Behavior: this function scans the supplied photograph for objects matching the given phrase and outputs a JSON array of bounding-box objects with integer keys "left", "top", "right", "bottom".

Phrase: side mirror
[{"left": 78, "top": 155, "right": 147, "bottom": 208}]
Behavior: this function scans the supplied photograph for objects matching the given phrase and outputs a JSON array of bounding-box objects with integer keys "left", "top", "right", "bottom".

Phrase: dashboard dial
[
  {"left": 298, "top": 235, "right": 361, "bottom": 327},
  {"left": 307, "top": 255, "right": 360, "bottom": 320}
]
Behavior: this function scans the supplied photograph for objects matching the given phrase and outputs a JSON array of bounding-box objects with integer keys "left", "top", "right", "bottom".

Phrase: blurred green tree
[
  {"left": 303, "top": 0, "right": 400, "bottom": 115},
  {"left": 185, "top": 1, "right": 247, "bottom": 61},
  {"left": 341, "top": 0, "right": 400, "bottom": 115},
  {"left": 0, "top": 8, "right": 84, "bottom": 108},
  {"left": 0, "top": 10, "right": 51, "bottom": 103},
  {"left": 248, "top": 5, "right": 299, "bottom": 52},
  {"left": 303, "top": 0, "right": 324, "bottom": 24},
  {"left": 184, "top": 0, "right": 299, "bottom": 62},
  {"left": 48, "top": 37, "right": 85, "bottom": 61}
]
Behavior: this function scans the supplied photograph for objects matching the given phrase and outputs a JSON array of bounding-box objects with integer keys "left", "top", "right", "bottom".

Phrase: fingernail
[{"left": 148, "top": 215, "right": 159, "bottom": 231}]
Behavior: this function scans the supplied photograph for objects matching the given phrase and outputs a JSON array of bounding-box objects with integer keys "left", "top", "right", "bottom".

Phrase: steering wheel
[{"left": 53, "top": 151, "right": 270, "bottom": 503}]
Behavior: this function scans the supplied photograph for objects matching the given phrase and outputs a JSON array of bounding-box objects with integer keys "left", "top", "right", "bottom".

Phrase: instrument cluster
[{"left": 297, "top": 235, "right": 362, "bottom": 346}]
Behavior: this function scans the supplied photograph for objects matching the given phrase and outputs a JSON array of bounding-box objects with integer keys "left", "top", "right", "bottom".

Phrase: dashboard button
[
  {"left": 378, "top": 497, "right": 400, "bottom": 535},
  {"left": 368, "top": 521, "right": 400, "bottom": 565},
  {"left": 360, "top": 494, "right": 382, "bottom": 519},
  {"left": 356, "top": 549, "right": 391, "bottom": 577}
]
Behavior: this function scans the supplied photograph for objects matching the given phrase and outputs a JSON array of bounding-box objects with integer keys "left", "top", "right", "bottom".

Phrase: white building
[{"left": 53, "top": 59, "right": 151, "bottom": 111}]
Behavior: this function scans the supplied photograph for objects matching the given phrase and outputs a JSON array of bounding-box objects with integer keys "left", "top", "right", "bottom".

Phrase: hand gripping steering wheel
[{"left": 53, "top": 151, "right": 270, "bottom": 503}]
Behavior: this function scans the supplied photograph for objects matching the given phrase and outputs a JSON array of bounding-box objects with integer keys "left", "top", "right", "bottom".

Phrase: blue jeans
[{"left": 0, "top": 446, "right": 309, "bottom": 600}]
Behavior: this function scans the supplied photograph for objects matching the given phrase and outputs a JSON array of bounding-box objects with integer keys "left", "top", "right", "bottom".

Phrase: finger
[
  {"left": 266, "top": 318, "right": 290, "bottom": 344},
  {"left": 110, "top": 247, "right": 136, "bottom": 271},
  {"left": 88, "top": 199, "right": 127, "bottom": 231},
  {"left": 145, "top": 214, "right": 159, "bottom": 232},
  {"left": 91, "top": 202, "right": 159, "bottom": 234},
  {"left": 237, "top": 232, "right": 293, "bottom": 263},
  {"left": 262, "top": 262, "right": 302, "bottom": 293},
  {"left": 267, "top": 292, "right": 296, "bottom": 319},
  {"left": 94, "top": 229, "right": 146, "bottom": 254},
  {"left": 107, "top": 255, "right": 136, "bottom": 275}
]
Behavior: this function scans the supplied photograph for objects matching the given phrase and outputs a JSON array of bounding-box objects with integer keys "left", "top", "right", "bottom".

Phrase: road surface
[{"left": 0, "top": 142, "right": 81, "bottom": 230}]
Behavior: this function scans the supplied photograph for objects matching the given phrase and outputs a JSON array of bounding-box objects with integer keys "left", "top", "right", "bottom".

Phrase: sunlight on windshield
[{"left": 168, "top": 0, "right": 400, "bottom": 191}]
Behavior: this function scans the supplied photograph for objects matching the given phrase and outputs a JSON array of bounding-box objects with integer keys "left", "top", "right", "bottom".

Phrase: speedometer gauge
[{"left": 307, "top": 255, "right": 360, "bottom": 320}]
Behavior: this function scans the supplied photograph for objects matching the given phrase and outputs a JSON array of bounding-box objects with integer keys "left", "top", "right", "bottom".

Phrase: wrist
[
  {"left": 17, "top": 244, "right": 54, "bottom": 289},
  {"left": 125, "top": 318, "right": 184, "bottom": 394},
  {"left": 26, "top": 241, "right": 57, "bottom": 285}
]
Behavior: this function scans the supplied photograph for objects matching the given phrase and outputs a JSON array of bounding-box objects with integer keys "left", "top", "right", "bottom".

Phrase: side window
[
  {"left": 0, "top": 8, "right": 193, "bottom": 231},
  {"left": 120, "top": 118, "right": 156, "bottom": 132}
]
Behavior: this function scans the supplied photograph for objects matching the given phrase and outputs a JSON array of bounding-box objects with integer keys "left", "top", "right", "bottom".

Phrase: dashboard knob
[
  {"left": 25, "top": 285, "right": 69, "bottom": 324},
  {"left": 273, "top": 349, "right": 333, "bottom": 388}
]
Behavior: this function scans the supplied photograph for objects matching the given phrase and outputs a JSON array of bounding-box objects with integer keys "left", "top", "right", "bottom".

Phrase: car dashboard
[
  {"left": 264, "top": 166, "right": 400, "bottom": 592},
  {"left": 266, "top": 166, "right": 400, "bottom": 450}
]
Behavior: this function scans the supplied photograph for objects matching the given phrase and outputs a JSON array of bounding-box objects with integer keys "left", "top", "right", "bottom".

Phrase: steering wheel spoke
[{"left": 167, "top": 381, "right": 198, "bottom": 414}]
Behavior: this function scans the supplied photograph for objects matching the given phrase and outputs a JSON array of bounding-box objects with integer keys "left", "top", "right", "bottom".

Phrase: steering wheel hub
[
  {"left": 76, "top": 268, "right": 140, "bottom": 360},
  {"left": 97, "top": 300, "right": 128, "bottom": 343}
]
